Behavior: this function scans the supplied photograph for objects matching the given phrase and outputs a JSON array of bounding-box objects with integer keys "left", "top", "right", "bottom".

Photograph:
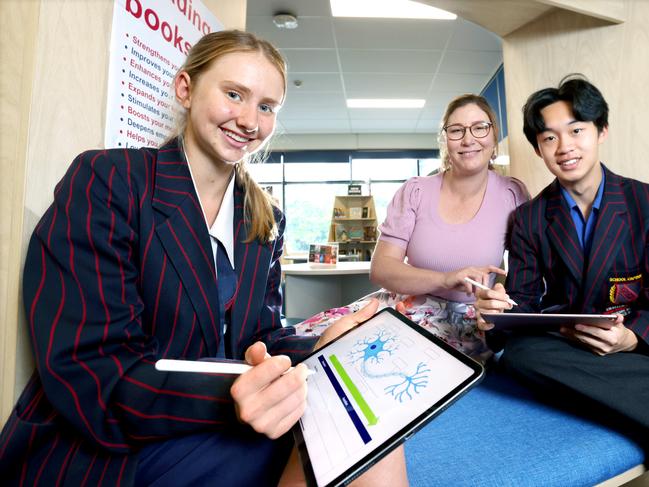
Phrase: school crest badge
[{"left": 608, "top": 273, "right": 642, "bottom": 305}]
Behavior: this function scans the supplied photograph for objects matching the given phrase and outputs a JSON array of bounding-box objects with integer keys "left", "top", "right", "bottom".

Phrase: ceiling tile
[
  {"left": 246, "top": 16, "right": 335, "bottom": 49},
  {"left": 279, "top": 92, "right": 348, "bottom": 120},
  {"left": 339, "top": 49, "right": 442, "bottom": 74},
  {"left": 350, "top": 119, "right": 417, "bottom": 132},
  {"left": 431, "top": 73, "right": 491, "bottom": 93},
  {"left": 346, "top": 108, "right": 425, "bottom": 120},
  {"left": 246, "top": 0, "right": 331, "bottom": 16},
  {"left": 333, "top": 18, "right": 454, "bottom": 49},
  {"left": 282, "top": 49, "right": 339, "bottom": 73},
  {"left": 286, "top": 73, "right": 343, "bottom": 92},
  {"left": 345, "top": 74, "right": 432, "bottom": 97},
  {"left": 438, "top": 50, "right": 503, "bottom": 75},
  {"left": 280, "top": 119, "right": 351, "bottom": 133}
]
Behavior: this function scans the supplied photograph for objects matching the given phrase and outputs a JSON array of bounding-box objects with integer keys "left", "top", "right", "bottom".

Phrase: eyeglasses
[{"left": 443, "top": 122, "right": 493, "bottom": 141}]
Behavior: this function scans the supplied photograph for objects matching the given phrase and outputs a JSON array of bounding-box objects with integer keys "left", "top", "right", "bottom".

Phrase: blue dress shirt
[{"left": 560, "top": 167, "right": 605, "bottom": 254}]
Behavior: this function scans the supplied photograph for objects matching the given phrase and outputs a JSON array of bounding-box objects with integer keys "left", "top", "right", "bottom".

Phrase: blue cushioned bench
[{"left": 406, "top": 371, "right": 646, "bottom": 486}]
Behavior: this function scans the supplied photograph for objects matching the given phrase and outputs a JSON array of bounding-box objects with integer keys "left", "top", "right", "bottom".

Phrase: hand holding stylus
[
  {"left": 464, "top": 277, "right": 518, "bottom": 306},
  {"left": 472, "top": 282, "right": 516, "bottom": 331},
  {"left": 444, "top": 265, "right": 506, "bottom": 294},
  {"left": 230, "top": 341, "right": 312, "bottom": 439}
]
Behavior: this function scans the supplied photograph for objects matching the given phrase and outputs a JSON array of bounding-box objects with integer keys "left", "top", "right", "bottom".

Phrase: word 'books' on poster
[{"left": 105, "top": 0, "right": 222, "bottom": 149}]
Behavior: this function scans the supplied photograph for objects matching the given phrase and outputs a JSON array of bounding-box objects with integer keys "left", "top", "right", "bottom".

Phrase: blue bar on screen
[{"left": 318, "top": 355, "right": 372, "bottom": 444}]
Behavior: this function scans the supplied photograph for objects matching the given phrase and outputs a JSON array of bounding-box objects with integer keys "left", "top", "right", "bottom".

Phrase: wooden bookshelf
[{"left": 328, "top": 195, "right": 377, "bottom": 261}]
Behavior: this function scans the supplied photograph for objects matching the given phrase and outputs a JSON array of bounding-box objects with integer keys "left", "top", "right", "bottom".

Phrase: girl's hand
[{"left": 231, "top": 342, "right": 310, "bottom": 439}]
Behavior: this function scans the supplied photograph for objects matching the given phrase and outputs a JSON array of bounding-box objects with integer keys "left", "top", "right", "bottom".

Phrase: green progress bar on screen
[{"left": 329, "top": 354, "right": 379, "bottom": 426}]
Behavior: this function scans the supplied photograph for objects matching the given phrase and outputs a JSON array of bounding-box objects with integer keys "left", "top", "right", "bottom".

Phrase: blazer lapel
[
  {"left": 152, "top": 139, "right": 221, "bottom": 356},
  {"left": 545, "top": 180, "right": 584, "bottom": 285},
  {"left": 582, "top": 167, "right": 629, "bottom": 305}
]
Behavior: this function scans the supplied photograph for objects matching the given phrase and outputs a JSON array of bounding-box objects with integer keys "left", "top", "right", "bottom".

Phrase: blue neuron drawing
[
  {"left": 384, "top": 362, "right": 431, "bottom": 402},
  {"left": 348, "top": 328, "right": 430, "bottom": 402},
  {"left": 348, "top": 329, "right": 397, "bottom": 365}
]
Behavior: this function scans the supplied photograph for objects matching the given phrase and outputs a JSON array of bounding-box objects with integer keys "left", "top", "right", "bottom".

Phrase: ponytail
[{"left": 235, "top": 161, "right": 278, "bottom": 243}]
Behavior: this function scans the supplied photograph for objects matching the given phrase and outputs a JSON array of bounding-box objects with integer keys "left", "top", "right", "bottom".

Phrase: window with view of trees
[{"left": 247, "top": 151, "right": 440, "bottom": 253}]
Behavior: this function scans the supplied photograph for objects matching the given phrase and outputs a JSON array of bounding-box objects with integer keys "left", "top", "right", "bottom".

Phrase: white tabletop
[{"left": 282, "top": 261, "right": 371, "bottom": 276}]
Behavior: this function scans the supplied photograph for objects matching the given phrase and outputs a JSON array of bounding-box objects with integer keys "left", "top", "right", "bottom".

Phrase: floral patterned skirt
[{"left": 293, "top": 290, "right": 493, "bottom": 364}]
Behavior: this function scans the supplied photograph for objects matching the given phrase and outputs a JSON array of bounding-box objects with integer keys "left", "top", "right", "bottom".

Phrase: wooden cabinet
[{"left": 328, "top": 195, "right": 377, "bottom": 261}]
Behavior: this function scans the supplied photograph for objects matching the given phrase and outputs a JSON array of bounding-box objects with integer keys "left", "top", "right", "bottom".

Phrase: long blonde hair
[
  {"left": 439, "top": 94, "right": 499, "bottom": 172},
  {"left": 175, "top": 30, "right": 286, "bottom": 243}
]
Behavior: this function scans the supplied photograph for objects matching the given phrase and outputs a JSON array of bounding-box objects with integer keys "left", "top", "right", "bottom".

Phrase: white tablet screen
[{"left": 294, "top": 308, "right": 482, "bottom": 486}]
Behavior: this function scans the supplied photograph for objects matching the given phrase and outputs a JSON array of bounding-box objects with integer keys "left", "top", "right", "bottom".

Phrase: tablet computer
[
  {"left": 481, "top": 312, "right": 617, "bottom": 330},
  {"left": 292, "top": 307, "right": 484, "bottom": 487}
]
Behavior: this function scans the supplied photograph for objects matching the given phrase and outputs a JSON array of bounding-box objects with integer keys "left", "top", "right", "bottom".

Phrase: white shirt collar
[
  {"left": 183, "top": 146, "right": 236, "bottom": 269},
  {"left": 210, "top": 175, "right": 236, "bottom": 268}
]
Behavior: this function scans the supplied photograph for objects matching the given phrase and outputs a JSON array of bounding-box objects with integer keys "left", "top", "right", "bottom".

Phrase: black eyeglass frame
[{"left": 442, "top": 122, "right": 493, "bottom": 141}]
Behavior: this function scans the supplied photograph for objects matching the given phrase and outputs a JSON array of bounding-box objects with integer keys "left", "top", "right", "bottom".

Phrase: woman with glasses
[{"left": 369, "top": 94, "right": 529, "bottom": 363}]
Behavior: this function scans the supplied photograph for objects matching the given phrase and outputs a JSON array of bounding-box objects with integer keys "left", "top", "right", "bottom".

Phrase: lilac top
[{"left": 378, "top": 171, "right": 528, "bottom": 303}]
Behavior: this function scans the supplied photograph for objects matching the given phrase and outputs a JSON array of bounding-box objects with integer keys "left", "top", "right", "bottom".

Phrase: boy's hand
[
  {"left": 474, "top": 283, "right": 515, "bottom": 330},
  {"left": 560, "top": 315, "right": 638, "bottom": 355}
]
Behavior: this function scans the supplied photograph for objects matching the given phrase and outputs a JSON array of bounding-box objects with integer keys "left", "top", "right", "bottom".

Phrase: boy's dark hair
[{"left": 522, "top": 74, "right": 609, "bottom": 148}]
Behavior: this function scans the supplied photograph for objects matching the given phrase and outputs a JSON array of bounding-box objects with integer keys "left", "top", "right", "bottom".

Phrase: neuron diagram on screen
[{"left": 347, "top": 328, "right": 431, "bottom": 403}]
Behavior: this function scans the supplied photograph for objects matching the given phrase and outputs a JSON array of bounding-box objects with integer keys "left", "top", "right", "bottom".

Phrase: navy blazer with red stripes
[
  {"left": 506, "top": 165, "right": 649, "bottom": 344},
  {"left": 0, "top": 138, "right": 317, "bottom": 485}
]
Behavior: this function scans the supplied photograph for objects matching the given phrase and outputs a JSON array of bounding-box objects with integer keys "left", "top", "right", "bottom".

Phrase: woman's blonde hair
[
  {"left": 438, "top": 94, "right": 499, "bottom": 172},
  {"left": 175, "top": 30, "right": 286, "bottom": 243}
]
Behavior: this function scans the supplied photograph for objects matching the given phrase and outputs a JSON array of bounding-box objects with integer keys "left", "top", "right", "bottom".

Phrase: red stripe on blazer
[{"left": 0, "top": 138, "right": 318, "bottom": 485}]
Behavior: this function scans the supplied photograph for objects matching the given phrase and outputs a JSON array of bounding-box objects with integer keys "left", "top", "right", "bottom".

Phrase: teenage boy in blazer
[{"left": 475, "top": 76, "right": 649, "bottom": 432}]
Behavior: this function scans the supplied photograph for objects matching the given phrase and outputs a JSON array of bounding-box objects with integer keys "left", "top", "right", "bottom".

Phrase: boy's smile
[{"left": 535, "top": 100, "right": 608, "bottom": 195}]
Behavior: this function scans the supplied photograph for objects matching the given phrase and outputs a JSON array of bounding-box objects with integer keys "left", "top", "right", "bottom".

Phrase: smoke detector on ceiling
[{"left": 273, "top": 13, "right": 298, "bottom": 29}]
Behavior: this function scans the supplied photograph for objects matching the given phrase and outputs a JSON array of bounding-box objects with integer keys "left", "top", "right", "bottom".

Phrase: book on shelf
[
  {"left": 347, "top": 226, "right": 364, "bottom": 241},
  {"left": 363, "top": 226, "right": 377, "bottom": 241},
  {"left": 335, "top": 225, "right": 350, "bottom": 242},
  {"left": 348, "top": 207, "right": 363, "bottom": 219}
]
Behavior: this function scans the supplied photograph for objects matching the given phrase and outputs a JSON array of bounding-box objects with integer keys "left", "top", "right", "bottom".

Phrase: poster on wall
[{"left": 105, "top": 0, "right": 222, "bottom": 149}]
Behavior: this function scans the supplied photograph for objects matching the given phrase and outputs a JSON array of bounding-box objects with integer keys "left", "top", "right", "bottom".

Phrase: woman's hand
[
  {"left": 474, "top": 283, "right": 514, "bottom": 331},
  {"left": 442, "top": 265, "right": 506, "bottom": 294},
  {"left": 560, "top": 315, "right": 638, "bottom": 355},
  {"left": 230, "top": 342, "right": 311, "bottom": 439}
]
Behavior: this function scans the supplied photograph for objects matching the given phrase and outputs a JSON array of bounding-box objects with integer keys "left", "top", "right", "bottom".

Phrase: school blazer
[
  {"left": 0, "top": 138, "right": 317, "bottom": 485},
  {"left": 506, "top": 165, "right": 649, "bottom": 344}
]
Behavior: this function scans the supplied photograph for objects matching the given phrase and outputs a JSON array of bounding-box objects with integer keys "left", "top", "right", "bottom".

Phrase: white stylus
[
  {"left": 463, "top": 277, "right": 518, "bottom": 306},
  {"left": 155, "top": 358, "right": 316, "bottom": 376}
]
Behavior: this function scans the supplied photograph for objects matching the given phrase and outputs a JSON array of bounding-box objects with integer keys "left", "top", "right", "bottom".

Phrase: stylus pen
[
  {"left": 155, "top": 359, "right": 316, "bottom": 376},
  {"left": 463, "top": 277, "right": 518, "bottom": 306}
]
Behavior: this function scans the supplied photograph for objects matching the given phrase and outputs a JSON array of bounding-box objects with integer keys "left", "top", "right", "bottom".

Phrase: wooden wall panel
[
  {"left": 203, "top": 0, "right": 247, "bottom": 30},
  {"left": 1, "top": 0, "right": 246, "bottom": 424},
  {"left": 0, "top": 0, "right": 39, "bottom": 425}
]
